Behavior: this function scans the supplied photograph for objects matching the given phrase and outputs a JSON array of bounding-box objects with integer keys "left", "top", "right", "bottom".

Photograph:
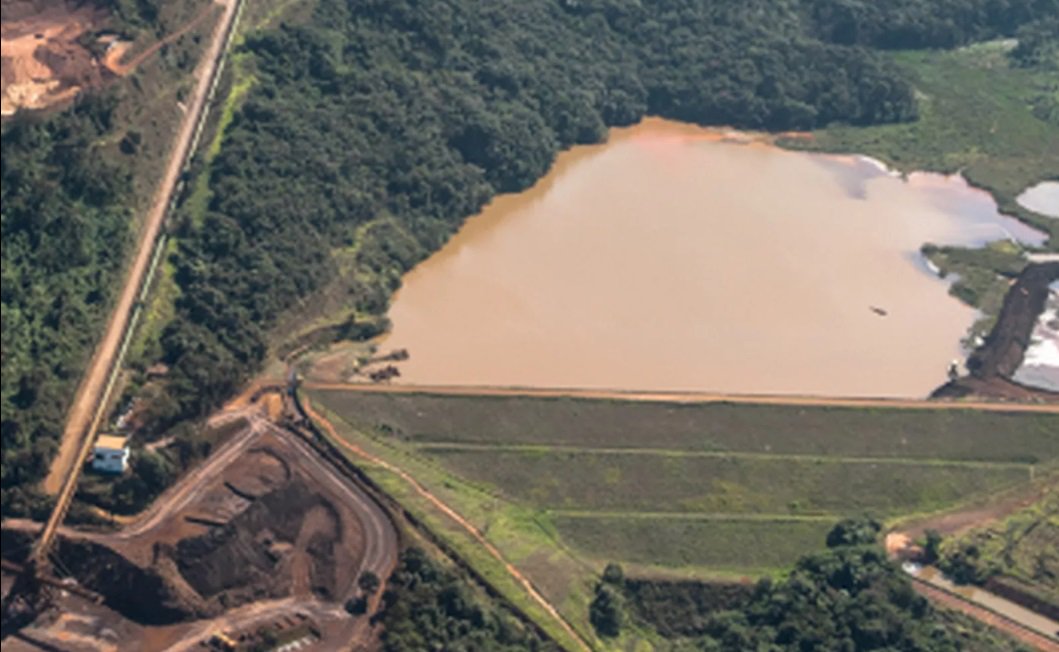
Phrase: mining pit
[
  {"left": 1, "top": 420, "right": 395, "bottom": 651},
  {"left": 1, "top": 0, "right": 111, "bottom": 115}
]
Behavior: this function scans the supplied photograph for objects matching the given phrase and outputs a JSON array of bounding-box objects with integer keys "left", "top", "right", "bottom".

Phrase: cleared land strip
[
  {"left": 413, "top": 442, "right": 1038, "bottom": 470},
  {"left": 304, "top": 381, "right": 1059, "bottom": 413},
  {"left": 31, "top": 0, "right": 243, "bottom": 572},
  {"left": 43, "top": 0, "right": 242, "bottom": 496}
]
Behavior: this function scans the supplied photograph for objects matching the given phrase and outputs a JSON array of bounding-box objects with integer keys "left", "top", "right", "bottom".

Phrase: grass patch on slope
[
  {"left": 308, "top": 400, "right": 606, "bottom": 651},
  {"left": 308, "top": 389, "right": 1058, "bottom": 650},
  {"left": 425, "top": 447, "right": 1031, "bottom": 516},
  {"left": 551, "top": 515, "right": 832, "bottom": 574},
  {"left": 941, "top": 487, "right": 1059, "bottom": 602},
  {"left": 310, "top": 390, "right": 1059, "bottom": 463}
]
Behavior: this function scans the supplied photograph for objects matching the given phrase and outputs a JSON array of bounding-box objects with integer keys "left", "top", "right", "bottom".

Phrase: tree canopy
[{"left": 1, "top": 97, "right": 132, "bottom": 515}]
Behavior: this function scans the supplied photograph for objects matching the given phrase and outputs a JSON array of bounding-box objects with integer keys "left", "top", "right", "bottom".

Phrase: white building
[{"left": 92, "top": 434, "right": 130, "bottom": 474}]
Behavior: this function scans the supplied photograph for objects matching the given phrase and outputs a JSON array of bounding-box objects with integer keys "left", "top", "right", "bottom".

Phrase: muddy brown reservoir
[{"left": 375, "top": 119, "right": 1044, "bottom": 398}]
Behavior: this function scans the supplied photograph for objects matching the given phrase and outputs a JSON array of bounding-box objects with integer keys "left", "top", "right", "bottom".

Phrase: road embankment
[{"left": 935, "top": 261, "right": 1059, "bottom": 402}]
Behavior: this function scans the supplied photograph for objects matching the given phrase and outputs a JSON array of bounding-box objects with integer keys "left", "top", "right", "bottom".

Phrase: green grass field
[
  {"left": 309, "top": 389, "right": 1059, "bottom": 649},
  {"left": 788, "top": 41, "right": 1059, "bottom": 247},
  {"left": 551, "top": 515, "right": 833, "bottom": 573},
  {"left": 319, "top": 392, "right": 1059, "bottom": 462},
  {"left": 424, "top": 446, "right": 1031, "bottom": 515}
]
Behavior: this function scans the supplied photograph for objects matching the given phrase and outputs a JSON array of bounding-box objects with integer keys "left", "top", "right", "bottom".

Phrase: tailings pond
[{"left": 375, "top": 119, "right": 1045, "bottom": 398}]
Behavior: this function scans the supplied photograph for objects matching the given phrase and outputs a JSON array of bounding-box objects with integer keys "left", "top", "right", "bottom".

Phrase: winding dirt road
[
  {"left": 300, "top": 397, "right": 592, "bottom": 652},
  {"left": 7, "top": 409, "right": 399, "bottom": 651},
  {"left": 103, "top": 3, "right": 219, "bottom": 76}
]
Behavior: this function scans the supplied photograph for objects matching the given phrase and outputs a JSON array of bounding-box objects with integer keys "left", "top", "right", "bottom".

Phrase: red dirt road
[
  {"left": 42, "top": 0, "right": 238, "bottom": 498},
  {"left": 301, "top": 397, "right": 592, "bottom": 652},
  {"left": 103, "top": 3, "right": 219, "bottom": 76}
]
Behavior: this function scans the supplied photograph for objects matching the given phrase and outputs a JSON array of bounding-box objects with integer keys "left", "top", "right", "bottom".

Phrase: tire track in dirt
[
  {"left": 103, "top": 2, "right": 219, "bottom": 76},
  {"left": 300, "top": 397, "right": 592, "bottom": 652}
]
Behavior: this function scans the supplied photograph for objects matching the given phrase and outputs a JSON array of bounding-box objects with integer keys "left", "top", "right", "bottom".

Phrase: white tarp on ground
[{"left": 1014, "top": 281, "right": 1059, "bottom": 392}]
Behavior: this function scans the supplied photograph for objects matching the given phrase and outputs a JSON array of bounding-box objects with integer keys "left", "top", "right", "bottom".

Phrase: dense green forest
[
  {"left": 1, "top": 98, "right": 132, "bottom": 516},
  {"left": 377, "top": 547, "right": 558, "bottom": 651},
  {"left": 0, "top": 0, "right": 210, "bottom": 517},
  {"left": 151, "top": 0, "right": 1056, "bottom": 432},
  {"left": 2, "top": 0, "right": 1056, "bottom": 517},
  {"left": 378, "top": 522, "right": 1027, "bottom": 651},
  {"left": 605, "top": 518, "right": 1031, "bottom": 651}
]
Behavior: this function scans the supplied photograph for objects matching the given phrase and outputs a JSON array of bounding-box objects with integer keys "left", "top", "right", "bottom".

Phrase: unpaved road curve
[
  {"left": 42, "top": 0, "right": 240, "bottom": 498},
  {"left": 104, "top": 3, "right": 218, "bottom": 76},
  {"left": 8, "top": 412, "right": 398, "bottom": 651},
  {"left": 301, "top": 398, "right": 592, "bottom": 652},
  {"left": 303, "top": 382, "right": 1059, "bottom": 413},
  {"left": 259, "top": 419, "right": 398, "bottom": 592}
]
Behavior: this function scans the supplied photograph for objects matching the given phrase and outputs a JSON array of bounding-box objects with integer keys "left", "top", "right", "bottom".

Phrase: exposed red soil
[
  {"left": 3, "top": 414, "right": 398, "bottom": 650},
  {"left": 0, "top": 1, "right": 108, "bottom": 115},
  {"left": 1, "top": 0, "right": 223, "bottom": 116},
  {"left": 303, "top": 379, "right": 1059, "bottom": 413},
  {"left": 891, "top": 481, "right": 1054, "bottom": 542}
]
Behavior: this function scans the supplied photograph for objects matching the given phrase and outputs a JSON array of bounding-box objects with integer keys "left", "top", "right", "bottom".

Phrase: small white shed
[{"left": 92, "top": 434, "right": 130, "bottom": 474}]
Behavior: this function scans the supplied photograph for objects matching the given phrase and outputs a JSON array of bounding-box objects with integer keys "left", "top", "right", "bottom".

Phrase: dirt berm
[
  {"left": 1, "top": 529, "right": 193, "bottom": 625},
  {"left": 166, "top": 480, "right": 341, "bottom": 608},
  {"left": 2, "top": 477, "right": 350, "bottom": 626},
  {"left": 970, "top": 262, "right": 1059, "bottom": 378},
  {"left": 934, "top": 261, "right": 1059, "bottom": 399}
]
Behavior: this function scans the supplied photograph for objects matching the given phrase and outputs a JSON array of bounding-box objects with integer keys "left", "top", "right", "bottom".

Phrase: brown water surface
[{"left": 375, "top": 119, "right": 1043, "bottom": 397}]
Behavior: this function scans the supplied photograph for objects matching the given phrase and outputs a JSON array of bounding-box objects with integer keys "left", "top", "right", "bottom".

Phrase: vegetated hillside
[
  {"left": 151, "top": 0, "right": 1054, "bottom": 431},
  {"left": 795, "top": 34, "right": 1059, "bottom": 245},
  {"left": 378, "top": 547, "right": 560, "bottom": 652},
  {"left": 599, "top": 518, "right": 1032, "bottom": 651},
  {"left": 311, "top": 389, "right": 1057, "bottom": 646},
  {"left": 1, "top": 97, "right": 133, "bottom": 515},
  {"left": 313, "top": 390, "right": 1059, "bottom": 577},
  {"left": 0, "top": 0, "right": 217, "bottom": 517}
]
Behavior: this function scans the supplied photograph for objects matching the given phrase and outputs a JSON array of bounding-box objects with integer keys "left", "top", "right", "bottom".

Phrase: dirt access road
[
  {"left": 303, "top": 381, "right": 1059, "bottom": 413},
  {"left": 7, "top": 407, "right": 398, "bottom": 651},
  {"left": 17, "top": 414, "right": 398, "bottom": 577},
  {"left": 300, "top": 397, "right": 593, "bottom": 652},
  {"left": 42, "top": 0, "right": 239, "bottom": 501},
  {"left": 911, "top": 578, "right": 1059, "bottom": 652}
]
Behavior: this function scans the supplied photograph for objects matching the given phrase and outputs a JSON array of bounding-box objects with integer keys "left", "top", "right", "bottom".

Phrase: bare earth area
[
  {"left": 41, "top": 0, "right": 236, "bottom": 498},
  {"left": 1, "top": 0, "right": 222, "bottom": 115},
  {"left": 2, "top": 407, "right": 398, "bottom": 651},
  {"left": 0, "top": 0, "right": 107, "bottom": 115}
]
